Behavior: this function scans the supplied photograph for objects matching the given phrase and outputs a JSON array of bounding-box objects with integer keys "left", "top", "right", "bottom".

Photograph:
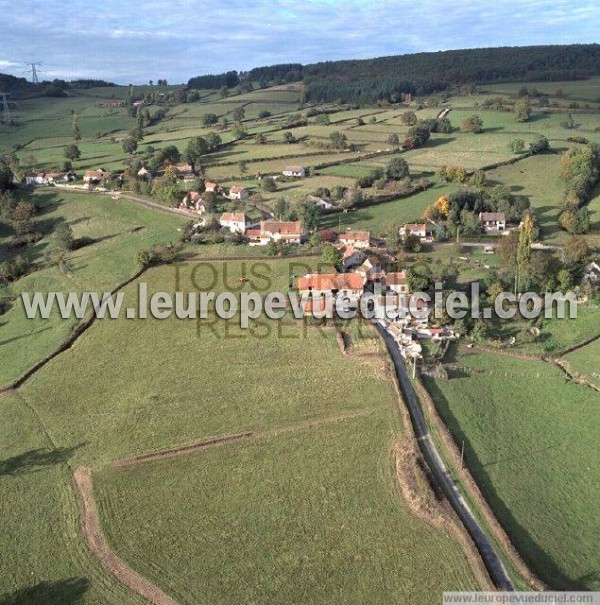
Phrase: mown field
[
  {"left": 0, "top": 392, "right": 144, "bottom": 604},
  {"left": 423, "top": 347, "right": 600, "bottom": 590},
  {"left": 94, "top": 409, "right": 480, "bottom": 605},
  {"left": 1, "top": 260, "right": 484, "bottom": 602}
]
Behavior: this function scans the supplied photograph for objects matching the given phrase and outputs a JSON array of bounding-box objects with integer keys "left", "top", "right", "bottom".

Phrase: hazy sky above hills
[{"left": 1, "top": 0, "right": 599, "bottom": 84}]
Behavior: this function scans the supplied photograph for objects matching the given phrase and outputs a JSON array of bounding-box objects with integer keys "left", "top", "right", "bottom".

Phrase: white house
[
  {"left": 338, "top": 230, "right": 371, "bottom": 249},
  {"left": 137, "top": 167, "right": 152, "bottom": 181},
  {"left": 228, "top": 186, "right": 250, "bottom": 200},
  {"left": 283, "top": 165, "right": 306, "bottom": 178},
  {"left": 204, "top": 181, "right": 219, "bottom": 193},
  {"left": 402, "top": 223, "right": 431, "bottom": 241},
  {"left": 479, "top": 212, "right": 506, "bottom": 233},
  {"left": 308, "top": 195, "right": 334, "bottom": 210},
  {"left": 219, "top": 212, "right": 250, "bottom": 233}
]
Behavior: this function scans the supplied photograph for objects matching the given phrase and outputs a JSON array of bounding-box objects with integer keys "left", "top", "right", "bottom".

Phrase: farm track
[
  {"left": 73, "top": 407, "right": 377, "bottom": 603},
  {"left": 73, "top": 466, "right": 180, "bottom": 605}
]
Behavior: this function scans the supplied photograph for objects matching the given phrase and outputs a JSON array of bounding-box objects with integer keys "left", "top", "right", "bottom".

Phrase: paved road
[{"left": 375, "top": 322, "right": 515, "bottom": 591}]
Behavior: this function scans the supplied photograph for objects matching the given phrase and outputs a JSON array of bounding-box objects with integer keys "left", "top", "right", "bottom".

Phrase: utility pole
[
  {"left": 0, "top": 92, "right": 10, "bottom": 123},
  {"left": 460, "top": 440, "right": 465, "bottom": 469}
]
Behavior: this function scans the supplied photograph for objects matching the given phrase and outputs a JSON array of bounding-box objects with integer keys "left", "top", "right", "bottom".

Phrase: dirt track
[{"left": 72, "top": 466, "right": 179, "bottom": 605}]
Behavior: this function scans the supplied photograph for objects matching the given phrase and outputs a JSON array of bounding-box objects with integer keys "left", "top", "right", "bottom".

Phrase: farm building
[
  {"left": 251, "top": 220, "right": 304, "bottom": 245},
  {"left": 83, "top": 169, "right": 110, "bottom": 184},
  {"left": 174, "top": 164, "right": 195, "bottom": 181},
  {"left": 297, "top": 272, "right": 365, "bottom": 300}
]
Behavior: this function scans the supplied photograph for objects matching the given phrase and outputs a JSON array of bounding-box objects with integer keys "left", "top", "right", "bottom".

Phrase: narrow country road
[{"left": 375, "top": 322, "right": 515, "bottom": 591}]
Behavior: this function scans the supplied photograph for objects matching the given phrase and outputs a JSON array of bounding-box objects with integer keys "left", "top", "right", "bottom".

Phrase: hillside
[{"left": 187, "top": 44, "right": 600, "bottom": 103}]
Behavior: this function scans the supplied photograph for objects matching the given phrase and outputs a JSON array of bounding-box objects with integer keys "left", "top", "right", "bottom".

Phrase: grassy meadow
[
  {"left": 2, "top": 78, "right": 600, "bottom": 248},
  {"left": 1, "top": 260, "right": 485, "bottom": 602},
  {"left": 423, "top": 347, "right": 600, "bottom": 590},
  {"left": 0, "top": 392, "right": 144, "bottom": 604},
  {"left": 94, "top": 410, "right": 480, "bottom": 605},
  {"left": 0, "top": 191, "right": 186, "bottom": 386}
]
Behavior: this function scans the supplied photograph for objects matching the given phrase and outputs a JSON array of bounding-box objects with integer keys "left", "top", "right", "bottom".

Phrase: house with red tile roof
[
  {"left": 297, "top": 273, "right": 365, "bottom": 297},
  {"left": 259, "top": 220, "right": 304, "bottom": 244},
  {"left": 384, "top": 271, "right": 409, "bottom": 294},
  {"left": 204, "top": 181, "right": 220, "bottom": 193}
]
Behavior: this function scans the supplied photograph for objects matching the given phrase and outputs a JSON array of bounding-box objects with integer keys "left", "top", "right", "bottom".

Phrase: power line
[{"left": 25, "top": 62, "right": 42, "bottom": 83}]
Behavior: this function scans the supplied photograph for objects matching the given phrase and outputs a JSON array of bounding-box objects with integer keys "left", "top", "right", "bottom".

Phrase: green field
[
  {"left": 0, "top": 191, "right": 186, "bottom": 386},
  {"left": 94, "top": 410, "right": 480, "bottom": 605},
  {"left": 0, "top": 392, "right": 143, "bottom": 604},
  {"left": 0, "top": 261, "right": 484, "bottom": 601},
  {"left": 3, "top": 79, "right": 600, "bottom": 249},
  {"left": 3, "top": 76, "right": 600, "bottom": 602},
  {"left": 423, "top": 347, "right": 600, "bottom": 590}
]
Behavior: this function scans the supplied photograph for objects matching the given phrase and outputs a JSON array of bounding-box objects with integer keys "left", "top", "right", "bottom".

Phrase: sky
[{"left": 0, "top": 0, "right": 599, "bottom": 84}]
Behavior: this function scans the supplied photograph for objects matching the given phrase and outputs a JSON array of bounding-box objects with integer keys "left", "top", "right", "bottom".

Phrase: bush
[{"left": 0, "top": 255, "right": 31, "bottom": 283}]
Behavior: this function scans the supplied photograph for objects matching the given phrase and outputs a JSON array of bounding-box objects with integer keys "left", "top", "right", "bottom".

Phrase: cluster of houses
[
  {"left": 25, "top": 170, "right": 77, "bottom": 185},
  {"left": 296, "top": 239, "right": 455, "bottom": 354}
]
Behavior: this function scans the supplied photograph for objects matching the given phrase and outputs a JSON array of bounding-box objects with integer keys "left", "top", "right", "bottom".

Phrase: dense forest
[
  {"left": 187, "top": 70, "right": 240, "bottom": 90},
  {"left": 304, "top": 45, "right": 600, "bottom": 102},
  {"left": 187, "top": 44, "right": 600, "bottom": 102}
]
